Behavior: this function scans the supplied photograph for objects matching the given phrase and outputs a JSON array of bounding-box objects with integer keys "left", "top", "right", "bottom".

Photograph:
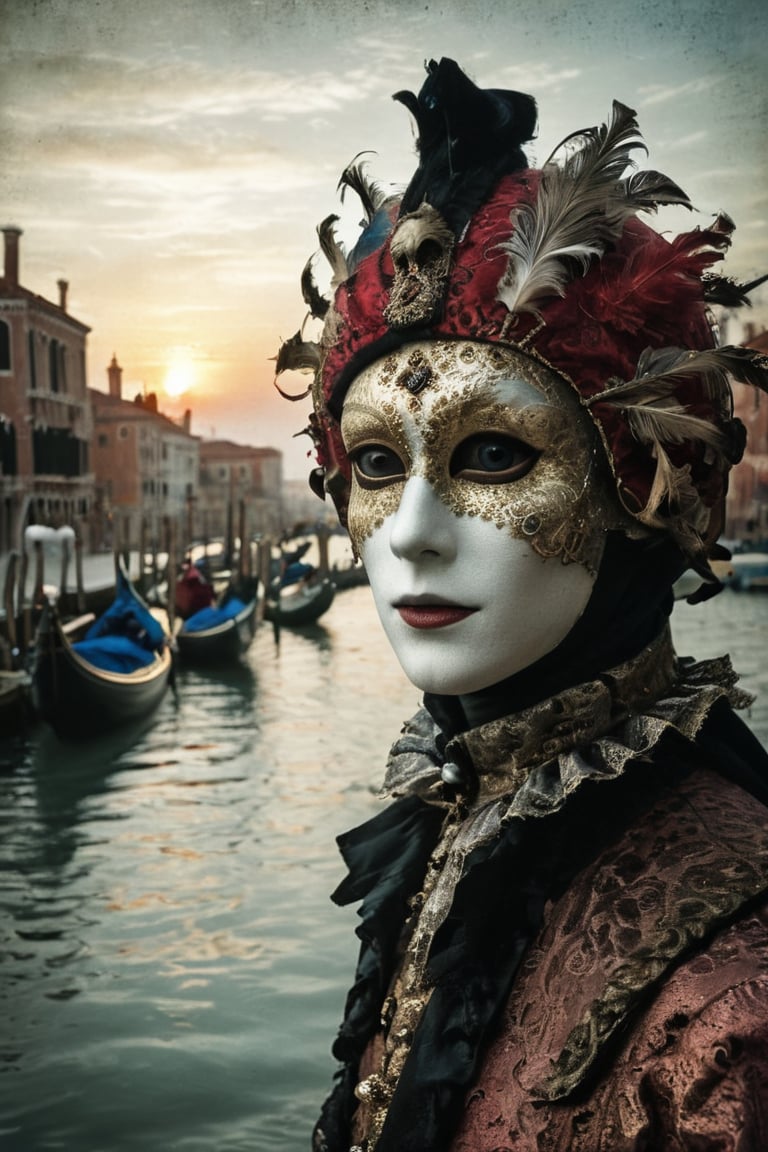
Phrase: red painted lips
[{"left": 395, "top": 605, "right": 477, "bottom": 630}]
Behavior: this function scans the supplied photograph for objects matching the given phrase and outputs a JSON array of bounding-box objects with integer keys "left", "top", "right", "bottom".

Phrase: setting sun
[{"left": 163, "top": 349, "right": 197, "bottom": 397}]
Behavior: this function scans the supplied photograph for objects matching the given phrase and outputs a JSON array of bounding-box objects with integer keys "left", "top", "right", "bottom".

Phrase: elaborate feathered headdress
[{"left": 276, "top": 57, "right": 768, "bottom": 596}]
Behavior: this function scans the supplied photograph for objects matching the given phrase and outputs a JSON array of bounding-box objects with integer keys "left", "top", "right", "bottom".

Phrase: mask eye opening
[
  {"left": 449, "top": 433, "right": 539, "bottom": 484},
  {"left": 349, "top": 443, "right": 407, "bottom": 489}
]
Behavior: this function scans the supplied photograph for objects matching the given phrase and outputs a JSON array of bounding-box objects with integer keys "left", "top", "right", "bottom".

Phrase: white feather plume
[{"left": 496, "top": 101, "right": 645, "bottom": 318}]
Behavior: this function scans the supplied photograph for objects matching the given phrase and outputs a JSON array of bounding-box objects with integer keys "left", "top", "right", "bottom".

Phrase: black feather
[
  {"left": 337, "top": 152, "right": 388, "bottom": 223},
  {"left": 743, "top": 272, "right": 768, "bottom": 294},
  {"left": 702, "top": 275, "right": 754, "bottom": 308},
  {"left": 394, "top": 57, "right": 538, "bottom": 236},
  {"left": 338, "top": 153, "right": 401, "bottom": 274},
  {"left": 301, "top": 256, "right": 329, "bottom": 320},
  {"left": 704, "top": 270, "right": 768, "bottom": 308}
]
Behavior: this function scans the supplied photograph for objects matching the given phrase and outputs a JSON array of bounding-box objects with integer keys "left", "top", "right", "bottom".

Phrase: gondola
[
  {"left": 175, "top": 580, "right": 261, "bottom": 664},
  {"left": 264, "top": 576, "right": 336, "bottom": 627},
  {"left": 30, "top": 564, "right": 173, "bottom": 737}
]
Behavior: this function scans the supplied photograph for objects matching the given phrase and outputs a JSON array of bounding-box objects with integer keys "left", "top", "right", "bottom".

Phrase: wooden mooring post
[{"left": 2, "top": 550, "right": 19, "bottom": 660}]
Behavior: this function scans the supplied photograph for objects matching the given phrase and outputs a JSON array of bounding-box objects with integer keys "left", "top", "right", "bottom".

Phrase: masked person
[{"left": 276, "top": 58, "right": 768, "bottom": 1152}]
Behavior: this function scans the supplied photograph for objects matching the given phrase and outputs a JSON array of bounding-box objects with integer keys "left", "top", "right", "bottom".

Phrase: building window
[
  {"left": 98, "top": 433, "right": 108, "bottom": 448},
  {"left": 118, "top": 426, "right": 128, "bottom": 439},
  {"left": 28, "top": 329, "right": 36, "bottom": 388},
  {"left": 32, "top": 427, "right": 84, "bottom": 477},
  {"left": 0, "top": 417, "right": 16, "bottom": 475},
  {"left": 49, "top": 338, "right": 60, "bottom": 392},
  {"left": 0, "top": 319, "right": 10, "bottom": 371},
  {"left": 59, "top": 344, "right": 67, "bottom": 393}
]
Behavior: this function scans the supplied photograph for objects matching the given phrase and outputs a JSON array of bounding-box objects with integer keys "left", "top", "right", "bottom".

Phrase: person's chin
[
  {"left": 406, "top": 665, "right": 500, "bottom": 696},
  {"left": 394, "top": 645, "right": 503, "bottom": 696}
]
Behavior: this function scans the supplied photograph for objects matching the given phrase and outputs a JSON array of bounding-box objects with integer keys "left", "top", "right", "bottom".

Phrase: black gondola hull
[
  {"left": 32, "top": 623, "right": 173, "bottom": 736},
  {"left": 264, "top": 579, "right": 336, "bottom": 627},
  {"left": 175, "top": 598, "right": 259, "bottom": 664}
]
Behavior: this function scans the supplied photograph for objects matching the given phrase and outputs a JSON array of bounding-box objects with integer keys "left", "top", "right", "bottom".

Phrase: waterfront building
[
  {"left": 197, "top": 440, "right": 282, "bottom": 541},
  {"left": 89, "top": 356, "right": 200, "bottom": 551},
  {"left": 281, "top": 477, "right": 337, "bottom": 533},
  {"left": 0, "top": 226, "right": 95, "bottom": 552}
]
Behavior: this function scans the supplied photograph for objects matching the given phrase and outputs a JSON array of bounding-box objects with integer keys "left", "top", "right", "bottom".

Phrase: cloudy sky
[{"left": 2, "top": 0, "right": 766, "bottom": 478}]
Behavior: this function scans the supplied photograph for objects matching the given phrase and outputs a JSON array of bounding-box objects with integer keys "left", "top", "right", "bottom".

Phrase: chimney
[
  {"left": 57, "top": 279, "right": 69, "bottom": 311},
  {"left": 2, "top": 226, "right": 22, "bottom": 288},
  {"left": 182, "top": 409, "right": 191, "bottom": 434},
  {"left": 107, "top": 353, "right": 123, "bottom": 399}
]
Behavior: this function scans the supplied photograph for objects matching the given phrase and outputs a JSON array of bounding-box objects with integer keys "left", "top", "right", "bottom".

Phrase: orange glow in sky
[{"left": 163, "top": 349, "right": 197, "bottom": 398}]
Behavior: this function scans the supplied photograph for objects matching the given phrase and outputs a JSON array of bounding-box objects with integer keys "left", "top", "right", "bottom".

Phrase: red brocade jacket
[
  {"left": 316, "top": 631, "right": 768, "bottom": 1152},
  {"left": 356, "top": 769, "right": 768, "bottom": 1152}
]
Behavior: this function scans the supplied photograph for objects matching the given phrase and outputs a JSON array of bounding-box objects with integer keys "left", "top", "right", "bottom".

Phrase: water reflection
[
  {"left": 277, "top": 621, "right": 333, "bottom": 652},
  {"left": 33, "top": 717, "right": 162, "bottom": 817},
  {"left": 175, "top": 658, "right": 259, "bottom": 701}
]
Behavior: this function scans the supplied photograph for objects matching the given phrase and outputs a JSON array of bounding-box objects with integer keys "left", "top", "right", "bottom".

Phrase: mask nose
[{"left": 389, "top": 476, "right": 458, "bottom": 562}]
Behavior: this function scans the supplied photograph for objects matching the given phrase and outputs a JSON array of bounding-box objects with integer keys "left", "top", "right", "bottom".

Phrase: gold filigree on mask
[{"left": 341, "top": 341, "right": 635, "bottom": 571}]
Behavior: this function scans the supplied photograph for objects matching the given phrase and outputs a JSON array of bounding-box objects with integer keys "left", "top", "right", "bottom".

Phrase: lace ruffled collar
[{"left": 383, "top": 624, "right": 752, "bottom": 837}]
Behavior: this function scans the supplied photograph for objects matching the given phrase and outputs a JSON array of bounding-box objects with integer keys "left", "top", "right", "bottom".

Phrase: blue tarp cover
[
  {"left": 85, "top": 577, "right": 166, "bottom": 650},
  {"left": 71, "top": 571, "right": 166, "bottom": 673},
  {"left": 72, "top": 634, "right": 157, "bottom": 673},
  {"left": 281, "top": 562, "right": 313, "bottom": 588},
  {"left": 182, "top": 597, "right": 247, "bottom": 633}
]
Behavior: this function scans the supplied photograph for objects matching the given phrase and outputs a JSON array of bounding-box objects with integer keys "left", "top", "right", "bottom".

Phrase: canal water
[{"left": 1, "top": 584, "right": 767, "bottom": 1152}]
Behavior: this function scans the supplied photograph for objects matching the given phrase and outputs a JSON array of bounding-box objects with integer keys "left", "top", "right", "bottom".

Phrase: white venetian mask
[{"left": 340, "top": 340, "right": 626, "bottom": 695}]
